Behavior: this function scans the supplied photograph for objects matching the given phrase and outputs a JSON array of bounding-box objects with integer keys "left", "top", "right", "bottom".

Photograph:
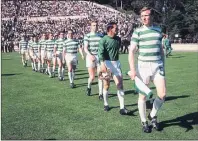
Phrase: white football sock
[
  {"left": 98, "top": 79, "right": 103, "bottom": 96},
  {"left": 150, "top": 97, "right": 164, "bottom": 118},
  {"left": 88, "top": 78, "right": 92, "bottom": 88},
  {"left": 68, "top": 72, "right": 72, "bottom": 83},
  {"left": 103, "top": 89, "right": 108, "bottom": 106},
  {"left": 117, "top": 90, "right": 125, "bottom": 109},
  {"left": 138, "top": 99, "right": 146, "bottom": 122}
]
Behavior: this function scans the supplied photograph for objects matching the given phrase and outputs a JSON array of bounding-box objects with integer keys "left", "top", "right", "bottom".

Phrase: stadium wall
[{"left": 172, "top": 44, "right": 198, "bottom": 52}]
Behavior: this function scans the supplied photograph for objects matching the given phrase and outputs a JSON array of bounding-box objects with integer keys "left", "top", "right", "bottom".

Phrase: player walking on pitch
[
  {"left": 84, "top": 21, "right": 104, "bottom": 100},
  {"left": 45, "top": 33, "right": 56, "bottom": 78},
  {"left": 19, "top": 35, "right": 28, "bottom": 67},
  {"left": 63, "top": 30, "right": 84, "bottom": 88},
  {"left": 128, "top": 7, "right": 166, "bottom": 133},
  {"left": 54, "top": 32, "right": 66, "bottom": 81},
  {"left": 98, "top": 22, "right": 130, "bottom": 115}
]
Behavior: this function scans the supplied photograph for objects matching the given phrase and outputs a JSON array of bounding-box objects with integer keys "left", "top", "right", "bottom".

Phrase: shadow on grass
[
  {"left": 109, "top": 95, "right": 190, "bottom": 112},
  {"left": 159, "top": 112, "right": 198, "bottom": 132},
  {"left": 2, "top": 58, "right": 11, "bottom": 60},
  {"left": 75, "top": 82, "right": 98, "bottom": 88},
  {"left": 1, "top": 73, "right": 22, "bottom": 76},
  {"left": 75, "top": 76, "right": 89, "bottom": 80},
  {"left": 168, "top": 55, "right": 185, "bottom": 58},
  {"left": 75, "top": 69, "right": 87, "bottom": 72},
  {"left": 146, "top": 95, "right": 190, "bottom": 110},
  {"left": 75, "top": 72, "right": 89, "bottom": 76}
]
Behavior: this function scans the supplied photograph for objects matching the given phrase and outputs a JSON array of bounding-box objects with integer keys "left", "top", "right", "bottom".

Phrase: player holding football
[{"left": 98, "top": 22, "right": 130, "bottom": 115}]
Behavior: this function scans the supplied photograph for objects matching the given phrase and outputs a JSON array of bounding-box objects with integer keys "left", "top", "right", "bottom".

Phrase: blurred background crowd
[{"left": 1, "top": 0, "right": 198, "bottom": 53}]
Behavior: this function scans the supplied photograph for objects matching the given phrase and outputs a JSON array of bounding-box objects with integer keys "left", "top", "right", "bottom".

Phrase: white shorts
[
  {"left": 86, "top": 55, "right": 99, "bottom": 68},
  {"left": 65, "top": 54, "right": 78, "bottom": 66},
  {"left": 137, "top": 60, "right": 165, "bottom": 85},
  {"left": 41, "top": 50, "right": 46, "bottom": 59},
  {"left": 46, "top": 51, "right": 54, "bottom": 60},
  {"left": 56, "top": 51, "right": 62, "bottom": 60},
  {"left": 21, "top": 49, "right": 27, "bottom": 55},
  {"left": 104, "top": 60, "right": 122, "bottom": 77},
  {"left": 33, "top": 52, "right": 39, "bottom": 60}
]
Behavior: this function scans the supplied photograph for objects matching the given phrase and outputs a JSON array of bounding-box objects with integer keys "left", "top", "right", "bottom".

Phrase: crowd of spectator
[{"left": 1, "top": 0, "right": 197, "bottom": 53}]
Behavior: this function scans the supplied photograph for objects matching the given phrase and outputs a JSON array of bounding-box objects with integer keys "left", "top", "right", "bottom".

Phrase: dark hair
[{"left": 106, "top": 22, "right": 117, "bottom": 32}]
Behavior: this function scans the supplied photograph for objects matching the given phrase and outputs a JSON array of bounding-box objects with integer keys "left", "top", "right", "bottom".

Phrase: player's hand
[
  {"left": 89, "top": 55, "right": 96, "bottom": 62},
  {"left": 128, "top": 69, "right": 136, "bottom": 80},
  {"left": 100, "top": 62, "right": 107, "bottom": 73}
]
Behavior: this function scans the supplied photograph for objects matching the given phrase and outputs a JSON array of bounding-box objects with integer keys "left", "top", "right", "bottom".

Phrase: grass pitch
[{"left": 1, "top": 52, "right": 198, "bottom": 140}]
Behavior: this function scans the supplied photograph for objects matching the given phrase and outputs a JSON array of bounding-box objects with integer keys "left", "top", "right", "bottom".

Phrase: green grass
[{"left": 1, "top": 52, "right": 198, "bottom": 140}]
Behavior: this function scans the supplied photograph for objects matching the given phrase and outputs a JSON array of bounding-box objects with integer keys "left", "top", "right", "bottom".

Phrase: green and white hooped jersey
[
  {"left": 19, "top": 39, "right": 28, "bottom": 50},
  {"left": 45, "top": 39, "right": 55, "bottom": 52},
  {"left": 39, "top": 39, "right": 46, "bottom": 51},
  {"left": 28, "top": 40, "right": 33, "bottom": 49},
  {"left": 31, "top": 42, "right": 40, "bottom": 53},
  {"left": 131, "top": 25, "right": 163, "bottom": 62},
  {"left": 64, "top": 39, "right": 79, "bottom": 55},
  {"left": 84, "top": 32, "right": 103, "bottom": 55},
  {"left": 55, "top": 38, "right": 65, "bottom": 52}
]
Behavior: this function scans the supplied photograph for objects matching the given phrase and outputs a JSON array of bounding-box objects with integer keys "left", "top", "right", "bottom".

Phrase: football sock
[
  {"left": 88, "top": 78, "right": 92, "bottom": 89},
  {"left": 62, "top": 67, "right": 65, "bottom": 78},
  {"left": 38, "top": 62, "right": 41, "bottom": 71},
  {"left": 68, "top": 72, "right": 72, "bottom": 83},
  {"left": 98, "top": 79, "right": 103, "bottom": 96},
  {"left": 72, "top": 70, "right": 75, "bottom": 81},
  {"left": 150, "top": 97, "right": 164, "bottom": 118},
  {"left": 138, "top": 99, "right": 146, "bottom": 122},
  {"left": 103, "top": 89, "right": 108, "bottom": 106},
  {"left": 48, "top": 66, "right": 52, "bottom": 76},
  {"left": 117, "top": 90, "right": 125, "bottom": 109},
  {"left": 58, "top": 67, "right": 61, "bottom": 77},
  {"left": 33, "top": 62, "right": 37, "bottom": 70}
]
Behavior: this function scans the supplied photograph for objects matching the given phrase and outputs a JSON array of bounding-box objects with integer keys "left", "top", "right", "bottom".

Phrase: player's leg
[
  {"left": 86, "top": 56, "right": 96, "bottom": 96},
  {"left": 66, "top": 58, "right": 74, "bottom": 88},
  {"left": 47, "top": 59, "right": 52, "bottom": 77},
  {"left": 52, "top": 56, "right": 57, "bottom": 77},
  {"left": 57, "top": 54, "right": 62, "bottom": 80},
  {"left": 148, "top": 62, "right": 166, "bottom": 131},
  {"left": 136, "top": 61, "right": 151, "bottom": 133},
  {"left": 46, "top": 52, "right": 53, "bottom": 77},
  {"left": 96, "top": 57, "right": 103, "bottom": 100},
  {"left": 40, "top": 51, "right": 45, "bottom": 73},
  {"left": 61, "top": 54, "right": 65, "bottom": 80}
]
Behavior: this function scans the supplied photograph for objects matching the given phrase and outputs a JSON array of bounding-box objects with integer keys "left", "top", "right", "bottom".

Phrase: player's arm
[
  {"left": 62, "top": 45, "right": 66, "bottom": 62},
  {"left": 53, "top": 43, "right": 57, "bottom": 57},
  {"left": 128, "top": 31, "right": 139, "bottom": 80},
  {"left": 78, "top": 42, "right": 84, "bottom": 60},
  {"left": 98, "top": 38, "right": 107, "bottom": 73},
  {"left": 83, "top": 35, "right": 95, "bottom": 61},
  {"left": 38, "top": 42, "right": 41, "bottom": 58},
  {"left": 160, "top": 42, "right": 165, "bottom": 66}
]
